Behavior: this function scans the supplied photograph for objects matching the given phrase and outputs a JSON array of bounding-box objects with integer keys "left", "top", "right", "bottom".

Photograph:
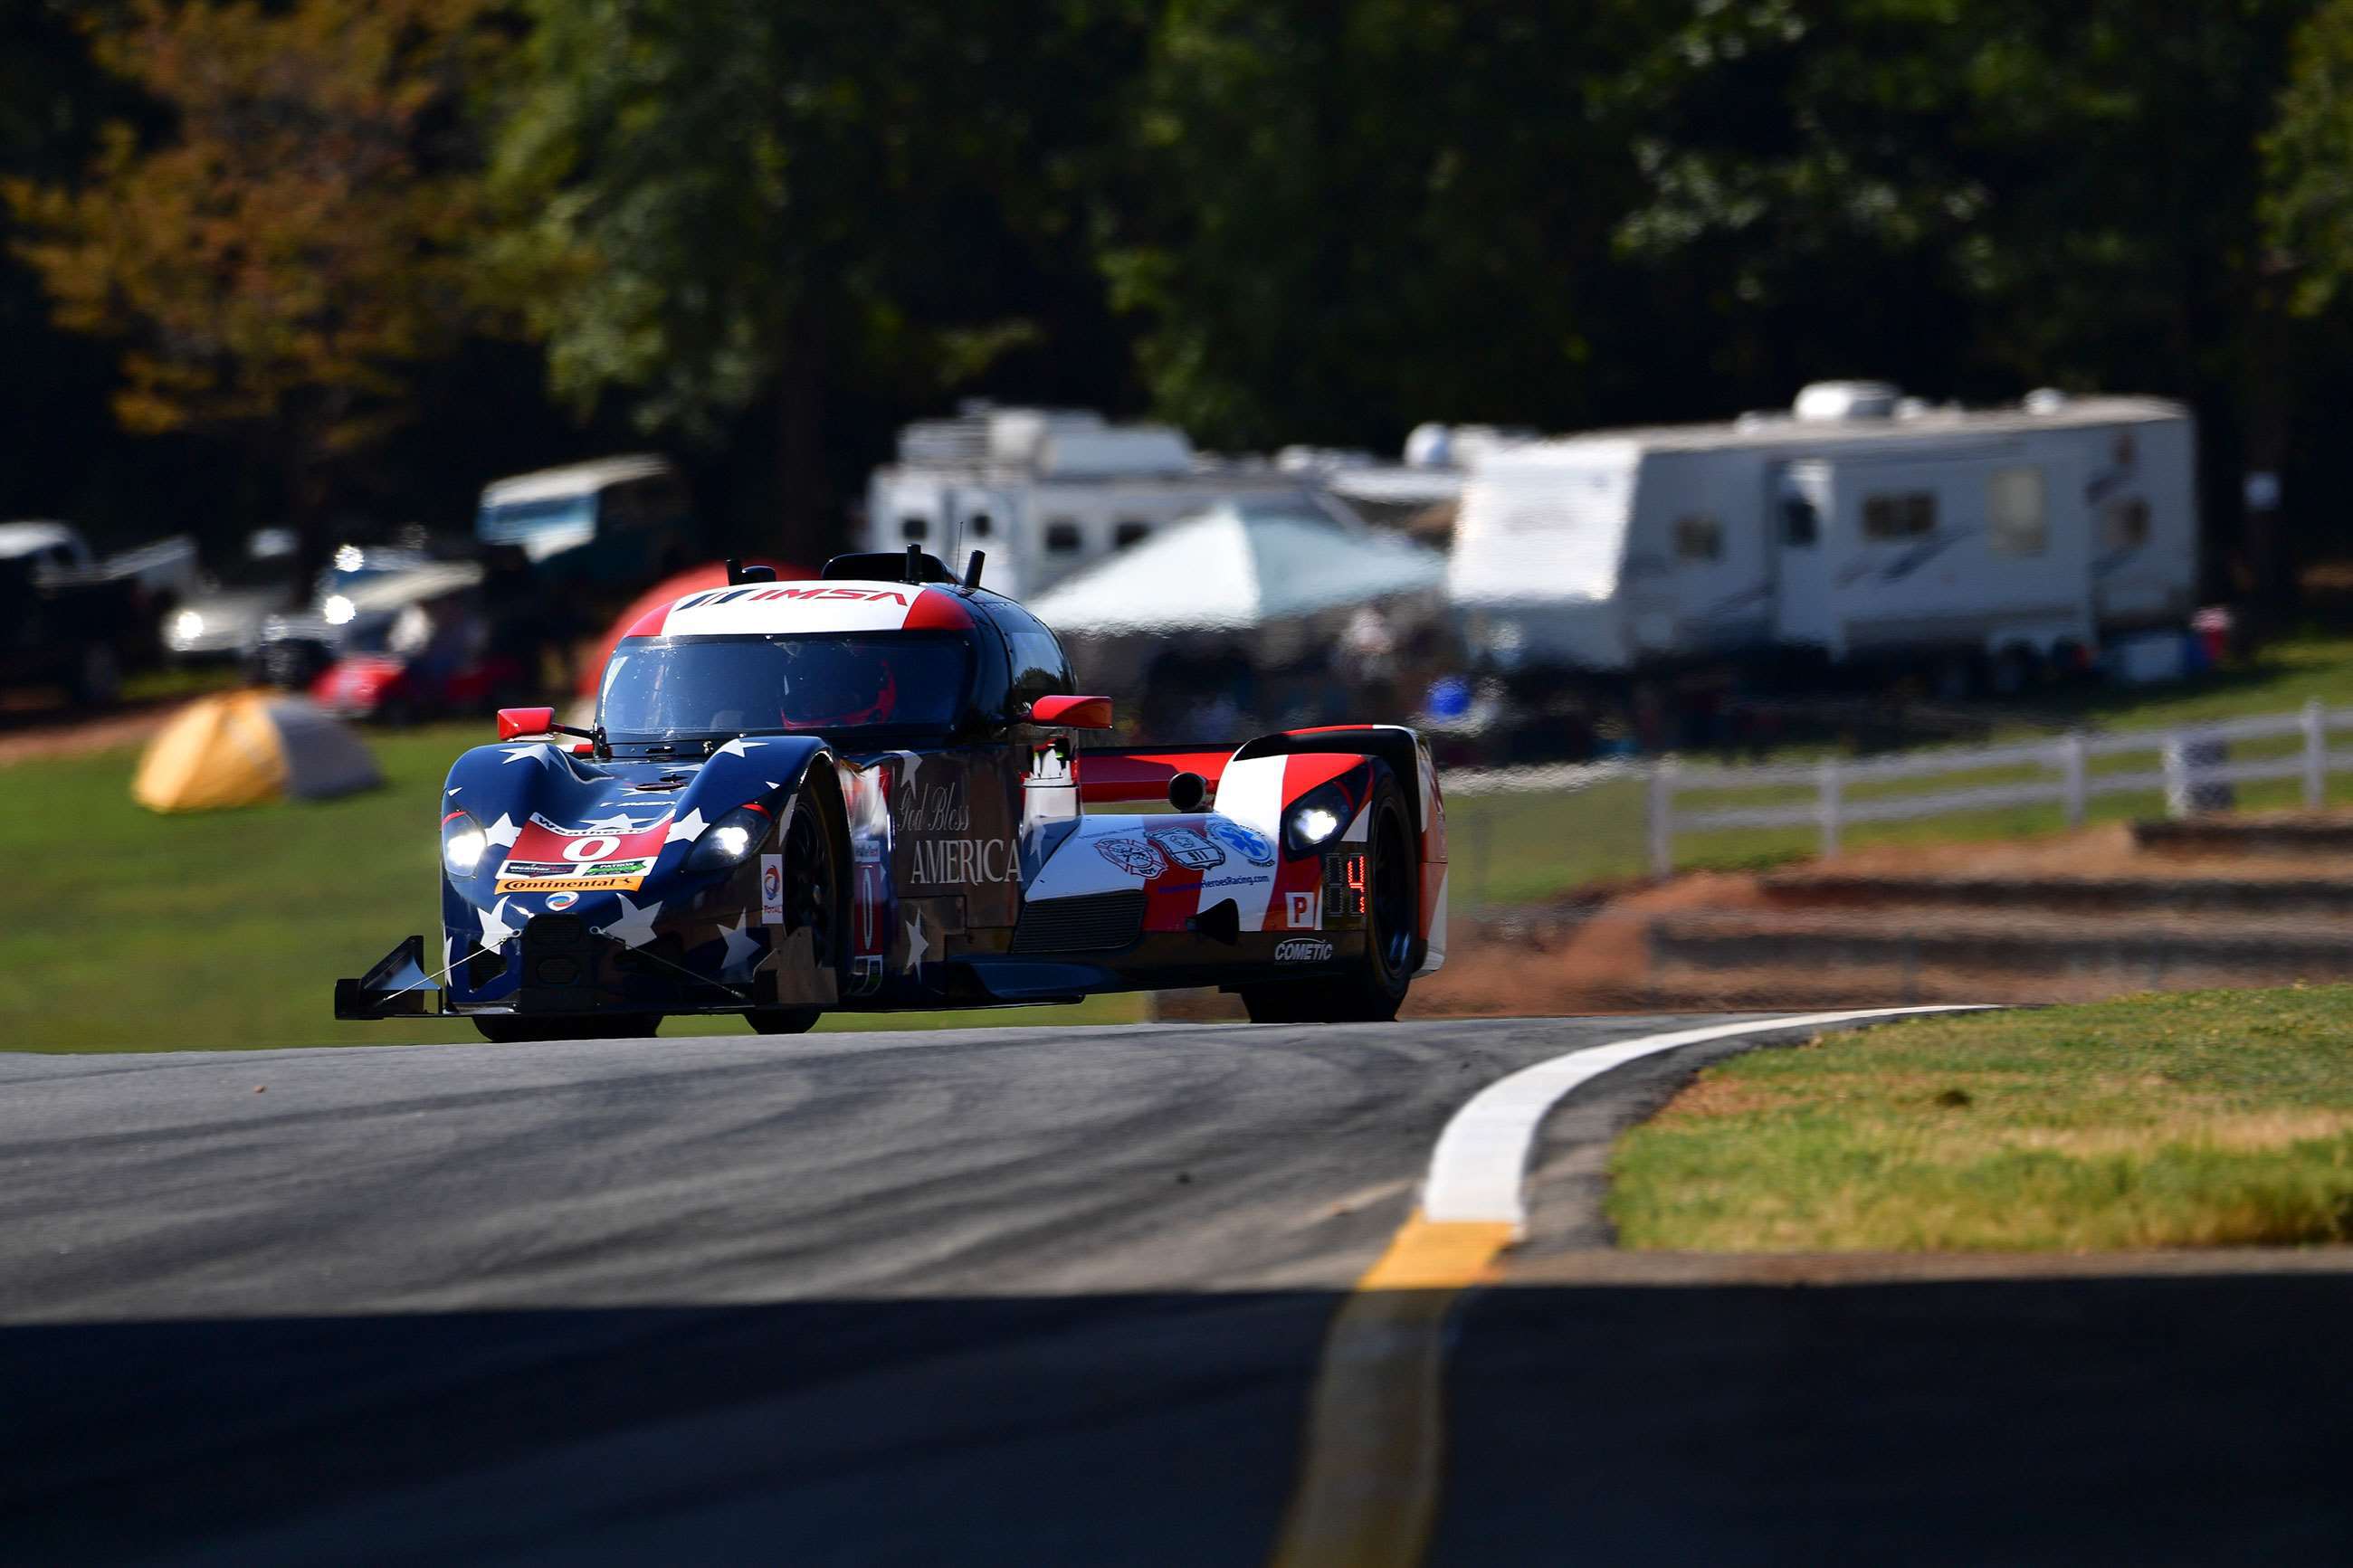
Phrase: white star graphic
[
  {"left": 712, "top": 737, "right": 769, "bottom": 759},
  {"left": 482, "top": 813, "right": 521, "bottom": 849},
  {"left": 599, "top": 893, "right": 662, "bottom": 949},
  {"left": 581, "top": 811, "right": 662, "bottom": 833},
  {"left": 902, "top": 912, "right": 931, "bottom": 974},
  {"left": 717, "top": 913, "right": 761, "bottom": 979},
  {"left": 666, "top": 808, "right": 709, "bottom": 844},
  {"left": 446, "top": 787, "right": 462, "bottom": 798},
  {"left": 498, "top": 743, "right": 553, "bottom": 765},
  {"left": 476, "top": 897, "right": 519, "bottom": 956}
]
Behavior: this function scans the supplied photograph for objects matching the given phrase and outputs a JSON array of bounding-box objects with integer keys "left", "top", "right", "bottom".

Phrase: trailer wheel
[{"left": 1242, "top": 769, "right": 1416, "bottom": 1024}]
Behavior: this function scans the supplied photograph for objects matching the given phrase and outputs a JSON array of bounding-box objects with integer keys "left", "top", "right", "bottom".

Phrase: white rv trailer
[
  {"left": 864, "top": 407, "right": 1327, "bottom": 601},
  {"left": 1448, "top": 383, "right": 2197, "bottom": 677}
]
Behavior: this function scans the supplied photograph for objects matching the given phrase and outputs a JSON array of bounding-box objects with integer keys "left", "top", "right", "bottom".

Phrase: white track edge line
[{"left": 1420, "top": 1007, "right": 1992, "bottom": 1232}]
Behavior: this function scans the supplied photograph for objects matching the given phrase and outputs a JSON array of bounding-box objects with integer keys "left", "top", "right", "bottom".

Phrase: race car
[{"left": 335, "top": 549, "right": 1447, "bottom": 1041}]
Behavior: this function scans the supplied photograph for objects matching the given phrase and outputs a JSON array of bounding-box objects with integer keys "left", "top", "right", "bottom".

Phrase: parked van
[
  {"left": 1448, "top": 384, "right": 2197, "bottom": 683},
  {"left": 475, "top": 456, "right": 691, "bottom": 584}
]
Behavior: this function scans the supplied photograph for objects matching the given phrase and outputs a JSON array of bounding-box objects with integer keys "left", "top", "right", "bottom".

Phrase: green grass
[
  {"left": 1443, "top": 633, "right": 2353, "bottom": 907},
  {"left": 0, "top": 723, "right": 1141, "bottom": 1052},
  {"left": 1608, "top": 987, "right": 2353, "bottom": 1251}
]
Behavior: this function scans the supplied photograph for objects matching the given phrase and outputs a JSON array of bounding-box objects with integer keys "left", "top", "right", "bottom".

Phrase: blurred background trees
[{"left": 13, "top": 0, "right": 2353, "bottom": 594}]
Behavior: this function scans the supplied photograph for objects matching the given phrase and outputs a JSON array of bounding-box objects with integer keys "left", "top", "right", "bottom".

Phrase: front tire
[
  {"left": 742, "top": 785, "right": 847, "bottom": 1037},
  {"left": 745, "top": 1008, "right": 820, "bottom": 1035},
  {"left": 472, "top": 1012, "right": 660, "bottom": 1043},
  {"left": 1242, "top": 768, "right": 1417, "bottom": 1024}
]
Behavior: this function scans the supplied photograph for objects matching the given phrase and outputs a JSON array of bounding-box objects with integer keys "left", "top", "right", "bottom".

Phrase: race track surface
[{"left": 5, "top": 1016, "right": 2351, "bottom": 1564}]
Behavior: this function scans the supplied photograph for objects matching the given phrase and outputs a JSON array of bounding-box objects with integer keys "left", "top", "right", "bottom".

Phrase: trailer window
[
  {"left": 1988, "top": 467, "right": 2047, "bottom": 556},
  {"left": 1781, "top": 497, "right": 1820, "bottom": 546},
  {"left": 966, "top": 512, "right": 994, "bottom": 538},
  {"left": 2102, "top": 497, "right": 2151, "bottom": 551},
  {"left": 1672, "top": 514, "right": 1723, "bottom": 562},
  {"left": 1044, "top": 519, "right": 1083, "bottom": 554},
  {"left": 900, "top": 515, "right": 929, "bottom": 542},
  {"left": 1862, "top": 491, "right": 1937, "bottom": 541},
  {"left": 1113, "top": 520, "right": 1152, "bottom": 549}
]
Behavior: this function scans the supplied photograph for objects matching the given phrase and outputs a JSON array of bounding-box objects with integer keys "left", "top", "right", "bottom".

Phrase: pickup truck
[{"left": 0, "top": 520, "right": 200, "bottom": 707}]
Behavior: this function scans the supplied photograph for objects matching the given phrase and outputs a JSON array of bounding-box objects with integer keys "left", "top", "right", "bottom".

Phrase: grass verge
[
  {"left": 1608, "top": 987, "right": 2353, "bottom": 1251},
  {"left": 0, "top": 723, "right": 1141, "bottom": 1052}
]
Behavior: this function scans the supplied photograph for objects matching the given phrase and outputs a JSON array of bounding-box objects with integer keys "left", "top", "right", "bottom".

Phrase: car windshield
[{"left": 599, "top": 633, "right": 969, "bottom": 741}]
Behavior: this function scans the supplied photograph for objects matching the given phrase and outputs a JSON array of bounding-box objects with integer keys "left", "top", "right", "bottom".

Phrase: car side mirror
[
  {"left": 1028, "top": 694, "right": 1114, "bottom": 730},
  {"left": 497, "top": 706, "right": 556, "bottom": 740}
]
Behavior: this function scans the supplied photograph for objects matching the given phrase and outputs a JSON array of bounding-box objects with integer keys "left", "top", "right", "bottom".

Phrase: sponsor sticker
[
  {"left": 759, "top": 853, "right": 785, "bottom": 925},
  {"left": 1285, "top": 890, "right": 1319, "bottom": 929},
  {"left": 906, "top": 836, "right": 1020, "bottom": 887},
  {"left": 1094, "top": 836, "right": 1167, "bottom": 879},
  {"left": 495, "top": 858, "right": 654, "bottom": 893},
  {"left": 1206, "top": 819, "right": 1275, "bottom": 865},
  {"left": 1147, "top": 825, "right": 1225, "bottom": 870},
  {"left": 544, "top": 890, "right": 579, "bottom": 912},
  {"left": 1275, "top": 937, "right": 1335, "bottom": 964}
]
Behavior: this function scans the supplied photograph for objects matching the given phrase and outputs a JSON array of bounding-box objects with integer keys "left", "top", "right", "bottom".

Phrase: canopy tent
[
  {"left": 576, "top": 558, "right": 807, "bottom": 698},
  {"left": 1024, "top": 503, "right": 1445, "bottom": 635},
  {"left": 133, "top": 691, "right": 381, "bottom": 813}
]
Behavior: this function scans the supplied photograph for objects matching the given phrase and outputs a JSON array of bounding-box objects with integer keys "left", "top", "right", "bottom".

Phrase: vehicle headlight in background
[
  {"left": 686, "top": 802, "right": 772, "bottom": 874},
  {"left": 1284, "top": 782, "right": 1352, "bottom": 855},
  {"left": 442, "top": 811, "right": 488, "bottom": 876},
  {"left": 323, "top": 594, "right": 356, "bottom": 626},
  {"left": 172, "top": 609, "right": 205, "bottom": 641}
]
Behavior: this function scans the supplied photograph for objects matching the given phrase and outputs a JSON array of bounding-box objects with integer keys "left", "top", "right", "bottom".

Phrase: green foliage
[{"left": 482, "top": 0, "right": 1148, "bottom": 444}]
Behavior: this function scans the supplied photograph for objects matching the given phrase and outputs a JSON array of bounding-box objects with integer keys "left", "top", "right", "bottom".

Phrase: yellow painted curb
[{"left": 1267, "top": 1214, "right": 1516, "bottom": 1568}]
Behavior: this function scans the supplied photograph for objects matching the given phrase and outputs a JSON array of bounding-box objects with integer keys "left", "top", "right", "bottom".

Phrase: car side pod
[{"left": 333, "top": 935, "right": 442, "bottom": 1020}]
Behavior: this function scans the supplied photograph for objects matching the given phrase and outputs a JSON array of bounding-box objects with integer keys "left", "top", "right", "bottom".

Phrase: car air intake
[
  {"left": 520, "top": 914, "right": 595, "bottom": 1009},
  {"left": 1008, "top": 891, "right": 1147, "bottom": 955}
]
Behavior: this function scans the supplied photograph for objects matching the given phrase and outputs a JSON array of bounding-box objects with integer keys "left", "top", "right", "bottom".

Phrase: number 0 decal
[{"left": 564, "top": 835, "right": 620, "bottom": 862}]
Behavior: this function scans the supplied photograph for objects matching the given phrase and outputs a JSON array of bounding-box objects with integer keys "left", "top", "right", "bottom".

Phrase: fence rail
[{"left": 1640, "top": 698, "right": 2351, "bottom": 877}]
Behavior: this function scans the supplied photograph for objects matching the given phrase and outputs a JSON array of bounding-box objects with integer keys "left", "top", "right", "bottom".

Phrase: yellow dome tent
[{"left": 134, "top": 691, "right": 382, "bottom": 813}]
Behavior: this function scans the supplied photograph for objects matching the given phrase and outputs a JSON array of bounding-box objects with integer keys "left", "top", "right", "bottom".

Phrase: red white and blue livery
[{"left": 336, "top": 550, "right": 1448, "bottom": 1037}]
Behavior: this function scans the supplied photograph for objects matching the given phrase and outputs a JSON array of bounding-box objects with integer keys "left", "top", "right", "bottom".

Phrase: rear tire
[{"left": 1241, "top": 769, "right": 1417, "bottom": 1024}]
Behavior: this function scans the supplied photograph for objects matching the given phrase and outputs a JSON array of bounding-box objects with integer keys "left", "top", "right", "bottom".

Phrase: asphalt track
[{"left": 4, "top": 1014, "right": 2351, "bottom": 1564}]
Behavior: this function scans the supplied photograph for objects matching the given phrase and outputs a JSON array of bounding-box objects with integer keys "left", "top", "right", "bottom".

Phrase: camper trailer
[
  {"left": 863, "top": 407, "right": 1328, "bottom": 600},
  {"left": 1448, "top": 384, "right": 2197, "bottom": 684}
]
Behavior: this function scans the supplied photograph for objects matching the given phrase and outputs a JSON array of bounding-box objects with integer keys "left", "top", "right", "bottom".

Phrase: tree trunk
[{"left": 773, "top": 309, "right": 833, "bottom": 571}]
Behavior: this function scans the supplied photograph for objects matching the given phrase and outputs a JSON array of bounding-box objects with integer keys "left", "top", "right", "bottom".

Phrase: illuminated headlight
[
  {"left": 172, "top": 609, "right": 205, "bottom": 641},
  {"left": 686, "top": 802, "right": 771, "bottom": 873},
  {"left": 1285, "top": 783, "right": 1352, "bottom": 854},
  {"left": 442, "top": 812, "right": 488, "bottom": 876},
  {"left": 323, "top": 594, "right": 356, "bottom": 626}
]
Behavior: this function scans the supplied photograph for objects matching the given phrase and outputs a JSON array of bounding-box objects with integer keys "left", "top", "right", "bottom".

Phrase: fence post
[
  {"left": 2161, "top": 733, "right": 2190, "bottom": 820},
  {"left": 2059, "top": 734, "right": 2086, "bottom": 830},
  {"left": 1817, "top": 758, "right": 1843, "bottom": 858},
  {"left": 1646, "top": 759, "right": 1675, "bottom": 879},
  {"left": 2303, "top": 698, "right": 2327, "bottom": 810}
]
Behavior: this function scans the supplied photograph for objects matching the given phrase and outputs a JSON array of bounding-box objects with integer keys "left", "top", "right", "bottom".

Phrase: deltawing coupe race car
[{"left": 336, "top": 549, "right": 1447, "bottom": 1041}]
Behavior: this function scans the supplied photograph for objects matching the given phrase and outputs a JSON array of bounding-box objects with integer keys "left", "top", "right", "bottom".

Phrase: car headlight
[
  {"left": 172, "top": 609, "right": 205, "bottom": 641},
  {"left": 442, "top": 811, "right": 489, "bottom": 876},
  {"left": 686, "top": 802, "right": 772, "bottom": 874},
  {"left": 1284, "top": 783, "right": 1352, "bottom": 854},
  {"left": 323, "top": 594, "right": 356, "bottom": 626}
]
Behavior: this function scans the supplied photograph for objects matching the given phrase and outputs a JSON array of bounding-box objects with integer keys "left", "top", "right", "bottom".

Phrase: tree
[
  {"left": 1100, "top": 0, "right": 1666, "bottom": 450},
  {"left": 483, "top": 0, "right": 1148, "bottom": 561},
  {"left": 5, "top": 0, "right": 501, "bottom": 547}
]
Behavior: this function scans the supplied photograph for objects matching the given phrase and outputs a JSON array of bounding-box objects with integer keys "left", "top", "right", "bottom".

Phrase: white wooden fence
[{"left": 1644, "top": 698, "right": 2352, "bottom": 878}]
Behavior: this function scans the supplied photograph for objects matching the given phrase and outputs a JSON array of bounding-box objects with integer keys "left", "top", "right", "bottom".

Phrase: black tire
[
  {"left": 1241, "top": 768, "right": 1417, "bottom": 1024},
  {"left": 72, "top": 644, "right": 122, "bottom": 708},
  {"left": 472, "top": 1012, "right": 660, "bottom": 1043},
  {"left": 742, "top": 786, "right": 846, "bottom": 1036}
]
